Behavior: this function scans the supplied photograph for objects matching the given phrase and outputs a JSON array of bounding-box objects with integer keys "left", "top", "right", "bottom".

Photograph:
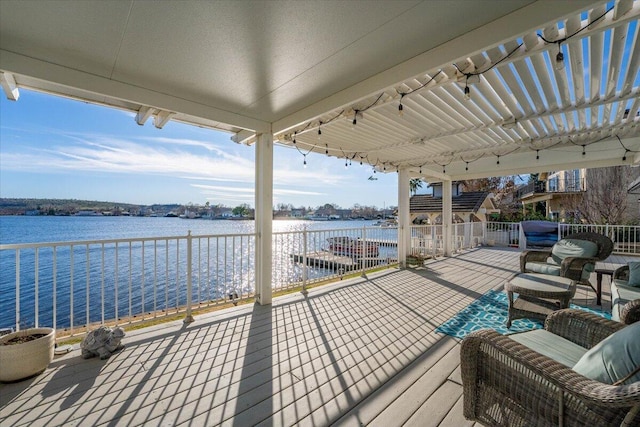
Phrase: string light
[
  {"left": 398, "top": 94, "right": 405, "bottom": 116},
  {"left": 465, "top": 162, "right": 469, "bottom": 171},
  {"left": 555, "top": 43, "right": 564, "bottom": 71},
  {"left": 303, "top": 155, "right": 307, "bottom": 168},
  {"left": 496, "top": 155, "right": 500, "bottom": 165},
  {"left": 318, "top": 122, "right": 322, "bottom": 139},
  {"left": 623, "top": 149, "right": 629, "bottom": 161},
  {"left": 582, "top": 145, "right": 586, "bottom": 156},
  {"left": 293, "top": 131, "right": 297, "bottom": 144},
  {"left": 352, "top": 110, "right": 358, "bottom": 128},
  {"left": 325, "top": 144, "right": 329, "bottom": 155},
  {"left": 345, "top": 159, "right": 348, "bottom": 168},
  {"left": 463, "top": 76, "right": 471, "bottom": 101},
  {"left": 536, "top": 150, "right": 540, "bottom": 160}
]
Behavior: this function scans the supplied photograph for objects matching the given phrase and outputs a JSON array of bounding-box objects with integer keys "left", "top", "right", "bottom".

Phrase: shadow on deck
[{"left": 0, "top": 247, "right": 630, "bottom": 426}]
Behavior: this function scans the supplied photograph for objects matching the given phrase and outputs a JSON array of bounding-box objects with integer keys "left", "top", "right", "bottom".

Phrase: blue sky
[{"left": 0, "top": 91, "right": 400, "bottom": 209}]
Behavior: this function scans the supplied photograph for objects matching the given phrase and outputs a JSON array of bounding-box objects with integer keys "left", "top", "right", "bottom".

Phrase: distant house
[
  {"left": 291, "top": 208, "right": 305, "bottom": 218},
  {"left": 518, "top": 166, "right": 640, "bottom": 223},
  {"left": 410, "top": 182, "right": 499, "bottom": 224}
]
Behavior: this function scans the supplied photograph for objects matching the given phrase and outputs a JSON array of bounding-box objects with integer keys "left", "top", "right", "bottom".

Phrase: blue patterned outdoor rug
[{"left": 435, "top": 289, "right": 611, "bottom": 339}]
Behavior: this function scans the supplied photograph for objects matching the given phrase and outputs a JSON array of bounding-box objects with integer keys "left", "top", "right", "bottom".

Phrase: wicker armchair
[
  {"left": 612, "top": 265, "right": 640, "bottom": 324},
  {"left": 520, "top": 232, "right": 614, "bottom": 292},
  {"left": 461, "top": 309, "right": 640, "bottom": 426}
]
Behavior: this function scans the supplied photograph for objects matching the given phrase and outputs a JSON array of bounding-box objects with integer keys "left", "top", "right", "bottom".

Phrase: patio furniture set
[{"left": 461, "top": 232, "right": 640, "bottom": 426}]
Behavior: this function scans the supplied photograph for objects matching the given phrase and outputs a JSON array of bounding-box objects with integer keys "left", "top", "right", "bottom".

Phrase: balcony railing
[
  {"left": 2, "top": 221, "right": 638, "bottom": 333},
  {"left": 0, "top": 226, "right": 400, "bottom": 333},
  {"left": 517, "top": 178, "right": 586, "bottom": 198}
]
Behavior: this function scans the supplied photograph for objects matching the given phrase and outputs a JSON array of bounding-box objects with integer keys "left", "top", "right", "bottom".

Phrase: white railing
[
  {"left": 0, "top": 232, "right": 255, "bottom": 334},
  {"left": 0, "top": 226, "right": 399, "bottom": 333},
  {"left": 485, "top": 221, "right": 520, "bottom": 247},
  {"left": 559, "top": 223, "right": 640, "bottom": 255},
  {"left": 4, "top": 221, "right": 637, "bottom": 333},
  {"left": 273, "top": 226, "right": 398, "bottom": 291}
]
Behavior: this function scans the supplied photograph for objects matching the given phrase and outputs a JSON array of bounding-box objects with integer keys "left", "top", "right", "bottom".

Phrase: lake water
[
  {"left": 0, "top": 216, "right": 396, "bottom": 330},
  {"left": 0, "top": 215, "right": 379, "bottom": 244}
]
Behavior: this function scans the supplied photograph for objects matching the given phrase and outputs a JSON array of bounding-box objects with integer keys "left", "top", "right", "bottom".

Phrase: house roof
[
  {"left": 1, "top": 0, "right": 638, "bottom": 181},
  {"left": 410, "top": 192, "right": 492, "bottom": 213}
]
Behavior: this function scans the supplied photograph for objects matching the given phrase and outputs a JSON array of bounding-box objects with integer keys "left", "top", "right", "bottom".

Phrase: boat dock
[
  {"left": 365, "top": 238, "right": 397, "bottom": 247},
  {"left": 291, "top": 251, "right": 390, "bottom": 271},
  {"left": 291, "top": 251, "right": 360, "bottom": 271}
]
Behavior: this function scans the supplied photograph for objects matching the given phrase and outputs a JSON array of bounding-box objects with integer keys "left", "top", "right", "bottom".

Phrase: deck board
[{"left": 0, "top": 247, "right": 632, "bottom": 426}]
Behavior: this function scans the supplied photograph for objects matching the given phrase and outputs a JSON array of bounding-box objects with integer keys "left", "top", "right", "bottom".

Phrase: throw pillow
[
  {"left": 551, "top": 239, "right": 598, "bottom": 265},
  {"left": 572, "top": 322, "right": 640, "bottom": 385},
  {"left": 627, "top": 262, "right": 640, "bottom": 287}
]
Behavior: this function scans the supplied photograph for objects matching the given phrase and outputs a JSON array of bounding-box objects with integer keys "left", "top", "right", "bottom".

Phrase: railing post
[
  {"left": 184, "top": 231, "right": 194, "bottom": 323},
  {"left": 454, "top": 225, "right": 458, "bottom": 253},
  {"left": 482, "top": 222, "right": 487, "bottom": 246},
  {"left": 15, "top": 250, "right": 20, "bottom": 331},
  {"left": 361, "top": 226, "right": 367, "bottom": 277},
  {"left": 519, "top": 222, "right": 526, "bottom": 250},
  {"left": 302, "top": 227, "right": 308, "bottom": 295}
]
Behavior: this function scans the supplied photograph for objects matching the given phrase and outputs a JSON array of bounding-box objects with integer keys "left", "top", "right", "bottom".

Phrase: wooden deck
[{"left": 0, "top": 247, "right": 633, "bottom": 426}]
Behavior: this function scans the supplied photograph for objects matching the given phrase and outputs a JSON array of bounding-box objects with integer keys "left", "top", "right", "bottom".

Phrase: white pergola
[{"left": 1, "top": 0, "right": 638, "bottom": 305}]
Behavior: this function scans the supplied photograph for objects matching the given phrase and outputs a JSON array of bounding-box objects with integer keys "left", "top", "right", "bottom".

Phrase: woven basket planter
[{"left": 0, "top": 327, "right": 55, "bottom": 382}]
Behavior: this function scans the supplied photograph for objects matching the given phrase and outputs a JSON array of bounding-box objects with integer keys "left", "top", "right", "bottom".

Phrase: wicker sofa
[
  {"left": 611, "top": 265, "right": 640, "bottom": 324},
  {"left": 461, "top": 309, "right": 640, "bottom": 426},
  {"left": 520, "top": 232, "right": 614, "bottom": 295}
]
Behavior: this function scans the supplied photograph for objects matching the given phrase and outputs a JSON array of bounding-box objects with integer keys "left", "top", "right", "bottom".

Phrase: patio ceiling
[{"left": 0, "top": 0, "right": 638, "bottom": 182}]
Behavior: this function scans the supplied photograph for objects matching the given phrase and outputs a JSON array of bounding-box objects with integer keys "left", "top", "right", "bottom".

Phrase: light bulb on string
[
  {"left": 317, "top": 122, "right": 322, "bottom": 139},
  {"left": 536, "top": 150, "right": 540, "bottom": 160},
  {"left": 555, "top": 44, "right": 565, "bottom": 71},
  {"left": 465, "top": 162, "right": 469, "bottom": 171},
  {"left": 345, "top": 159, "right": 348, "bottom": 168},
  {"left": 293, "top": 132, "right": 297, "bottom": 144},
  {"left": 582, "top": 145, "right": 586, "bottom": 156},
  {"left": 325, "top": 144, "right": 329, "bottom": 155},
  {"left": 497, "top": 155, "right": 500, "bottom": 165},
  {"left": 398, "top": 95, "right": 405, "bottom": 117},
  {"left": 303, "top": 155, "right": 307, "bottom": 168},
  {"left": 623, "top": 150, "right": 629, "bottom": 161},
  {"left": 463, "top": 76, "right": 471, "bottom": 101},
  {"left": 352, "top": 110, "right": 358, "bottom": 129}
]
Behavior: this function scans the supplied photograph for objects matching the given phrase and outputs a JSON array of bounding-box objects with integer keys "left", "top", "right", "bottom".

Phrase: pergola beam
[{"left": 0, "top": 71, "right": 19, "bottom": 101}]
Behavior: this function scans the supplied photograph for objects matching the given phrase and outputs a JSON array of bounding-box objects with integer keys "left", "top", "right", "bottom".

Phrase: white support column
[
  {"left": 255, "top": 132, "right": 273, "bottom": 305},
  {"left": 442, "top": 179, "right": 453, "bottom": 256},
  {"left": 397, "top": 168, "right": 411, "bottom": 267}
]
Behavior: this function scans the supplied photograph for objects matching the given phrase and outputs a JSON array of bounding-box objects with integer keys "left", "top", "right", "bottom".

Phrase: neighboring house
[
  {"left": 518, "top": 169, "right": 587, "bottom": 220},
  {"left": 410, "top": 182, "right": 499, "bottom": 224},
  {"left": 518, "top": 166, "right": 640, "bottom": 223},
  {"left": 290, "top": 208, "right": 306, "bottom": 218}
]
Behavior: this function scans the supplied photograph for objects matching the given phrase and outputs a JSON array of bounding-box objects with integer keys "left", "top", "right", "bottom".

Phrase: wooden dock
[
  {"left": 365, "top": 238, "right": 397, "bottom": 247},
  {"left": 291, "top": 251, "right": 360, "bottom": 271},
  {"left": 291, "top": 250, "right": 389, "bottom": 271}
]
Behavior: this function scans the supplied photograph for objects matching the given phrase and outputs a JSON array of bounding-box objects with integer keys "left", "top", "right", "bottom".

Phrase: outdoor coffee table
[{"left": 505, "top": 273, "right": 575, "bottom": 328}]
